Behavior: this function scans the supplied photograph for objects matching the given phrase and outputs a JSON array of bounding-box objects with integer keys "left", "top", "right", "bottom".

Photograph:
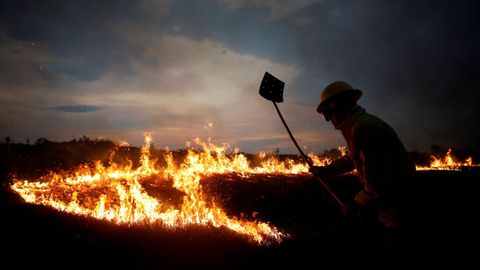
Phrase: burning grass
[
  {"left": 6, "top": 134, "right": 479, "bottom": 247},
  {"left": 9, "top": 135, "right": 332, "bottom": 245},
  {"left": 2, "top": 137, "right": 479, "bottom": 267},
  {"left": 415, "top": 148, "right": 479, "bottom": 171}
]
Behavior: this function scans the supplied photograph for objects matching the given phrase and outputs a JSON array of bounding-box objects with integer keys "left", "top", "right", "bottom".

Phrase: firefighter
[{"left": 310, "top": 81, "right": 415, "bottom": 254}]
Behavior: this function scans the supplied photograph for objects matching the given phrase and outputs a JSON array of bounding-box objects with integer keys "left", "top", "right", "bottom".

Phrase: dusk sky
[{"left": 1, "top": 0, "right": 479, "bottom": 153}]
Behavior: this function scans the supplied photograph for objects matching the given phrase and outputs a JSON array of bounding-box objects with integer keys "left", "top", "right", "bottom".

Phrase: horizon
[{"left": 2, "top": 134, "right": 478, "bottom": 158}]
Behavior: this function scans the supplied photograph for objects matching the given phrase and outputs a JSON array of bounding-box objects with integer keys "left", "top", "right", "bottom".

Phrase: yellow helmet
[{"left": 316, "top": 81, "right": 362, "bottom": 113}]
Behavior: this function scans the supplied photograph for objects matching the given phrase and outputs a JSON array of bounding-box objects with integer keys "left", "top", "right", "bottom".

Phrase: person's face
[{"left": 322, "top": 102, "right": 342, "bottom": 129}]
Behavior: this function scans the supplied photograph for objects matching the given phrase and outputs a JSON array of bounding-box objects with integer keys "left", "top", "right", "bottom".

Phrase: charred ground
[{"left": 0, "top": 138, "right": 478, "bottom": 268}]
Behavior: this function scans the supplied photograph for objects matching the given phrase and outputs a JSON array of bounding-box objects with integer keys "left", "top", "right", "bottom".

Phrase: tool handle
[
  {"left": 272, "top": 101, "right": 345, "bottom": 208},
  {"left": 312, "top": 173, "right": 345, "bottom": 208},
  {"left": 272, "top": 102, "right": 313, "bottom": 166}
]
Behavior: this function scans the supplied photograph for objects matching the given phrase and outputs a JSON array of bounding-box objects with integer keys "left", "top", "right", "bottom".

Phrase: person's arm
[
  {"left": 326, "top": 155, "right": 355, "bottom": 175},
  {"left": 309, "top": 154, "right": 355, "bottom": 177}
]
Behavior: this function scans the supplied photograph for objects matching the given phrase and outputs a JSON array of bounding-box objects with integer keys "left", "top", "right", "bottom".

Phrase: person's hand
[
  {"left": 354, "top": 189, "right": 379, "bottom": 207},
  {"left": 341, "top": 202, "right": 351, "bottom": 216}
]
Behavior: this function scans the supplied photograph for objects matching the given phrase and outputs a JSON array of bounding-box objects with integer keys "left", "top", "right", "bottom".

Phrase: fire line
[
  {"left": 9, "top": 135, "right": 477, "bottom": 244},
  {"left": 10, "top": 135, "right": 331, "bottom": 245}
]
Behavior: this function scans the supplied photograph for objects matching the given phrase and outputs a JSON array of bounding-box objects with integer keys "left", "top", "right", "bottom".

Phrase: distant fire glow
[{"left": 416, "top": 149, "right": 478, "bottom": 171}]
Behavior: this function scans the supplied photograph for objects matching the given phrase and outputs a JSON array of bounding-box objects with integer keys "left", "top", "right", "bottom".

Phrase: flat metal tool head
[{"left": 259, "top": 72, "right": 285, "bottom": 103}]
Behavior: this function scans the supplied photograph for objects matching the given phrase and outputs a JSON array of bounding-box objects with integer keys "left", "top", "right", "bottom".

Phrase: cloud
[
  {"left": 0, "top": 32, "right": 54, "bottom": 85},
  {"left": 0, "top": 25, "right": 302, "bottom": 149},
  {"left": 138, "top": 0, "right": 170, "bottom": 16},
  {"left": 0, "top": 0, "right": 152, "bottom": 82},
  {"left": 73, "top": 34, "right": 301, "bottom": 147},
  {"left": 53, "top": 105, "right": 103, "bottom": 113},
  {"left": 293, "top": 16, "right": 315, "bottom": 27},
  {"left": 218, "top": 0, "right": 322, "bottom": 20},
  {"left": 69, "top": 34, "right": 300, "bottom": 103},
  {"left": 278, "top": 0, "right": 480, "bottom": 150}
]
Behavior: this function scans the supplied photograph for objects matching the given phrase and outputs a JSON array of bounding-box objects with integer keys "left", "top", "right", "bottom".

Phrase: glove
[
  {"left": 354, "top": 189, "right": 379, "bottom": 207},
  {"left": 341, "top": 202, "right": 351, "bottom": 216}
]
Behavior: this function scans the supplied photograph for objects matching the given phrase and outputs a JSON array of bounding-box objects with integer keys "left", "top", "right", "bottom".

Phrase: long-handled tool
[{"left": 259, "top": 72, "right": 344, "bottom": 208}]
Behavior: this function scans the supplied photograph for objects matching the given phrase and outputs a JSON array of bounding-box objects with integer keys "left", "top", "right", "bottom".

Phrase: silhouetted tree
[{"left": 81, "top": 135, "right": 90, "bottom": 142}]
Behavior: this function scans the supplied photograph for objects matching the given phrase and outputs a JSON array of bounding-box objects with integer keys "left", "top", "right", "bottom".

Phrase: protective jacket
[{"left": 327, "top": 106, "right": 415, "bottom": 227}]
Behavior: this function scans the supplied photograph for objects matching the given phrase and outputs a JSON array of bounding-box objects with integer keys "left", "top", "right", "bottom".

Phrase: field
[{"left": 0, "top": 141, "right": 478, "bottom": 268}]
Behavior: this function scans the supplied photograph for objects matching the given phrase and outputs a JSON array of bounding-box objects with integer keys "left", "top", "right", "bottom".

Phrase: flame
[
  {"left": 116, "top": 140, "right": 130, "bottom": 147},
  {"left": 337, "top": 146, "right": 347, "bottom": 157},
  {"left": 307, "top": 146, "right": 345, "bottom": 167},
  {"left": 416, "top": 148, "right": 479, "bottom": 171},
  {"left": 10, "top": 135, "right": 332, "bottom": 245},
  {"left": 308, "top": 152, "right": 331, "bottom": 167}
]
